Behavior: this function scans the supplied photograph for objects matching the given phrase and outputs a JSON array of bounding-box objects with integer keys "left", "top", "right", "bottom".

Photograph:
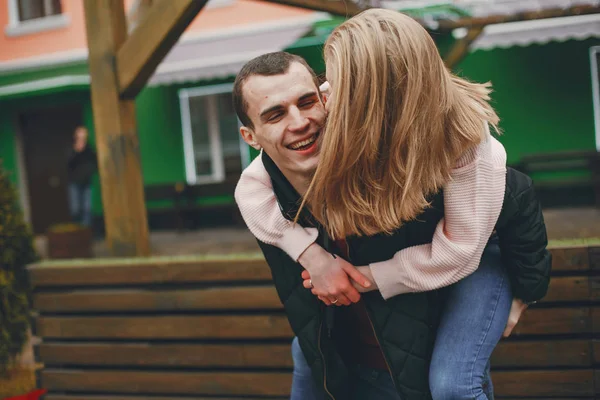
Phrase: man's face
[
  {"left": 240, "top": 62, "right": 326, "bottom": 179},
  {"left": 74, "top": 127, "right": 88, "bottom": 143}
]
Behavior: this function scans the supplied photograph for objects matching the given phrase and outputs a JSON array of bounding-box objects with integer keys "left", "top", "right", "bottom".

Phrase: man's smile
[{"left": 287, "top": 131, "right": 320, "bottom": 152}]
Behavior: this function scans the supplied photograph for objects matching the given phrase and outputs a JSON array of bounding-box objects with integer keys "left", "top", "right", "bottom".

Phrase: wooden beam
[
  {"left": 443, "top": 26, "right": 484, "bottom": 69},
  {"left": 261, "top": 0, "right": 367, "bottom": 17},
  {"left": 434, "top": 4, "right": 600, "bottom": 31},
  {"left": 83, "top": 0, "right": 150, "bottom": 257},
  {"left": 116, "top": 0, "right": 208, "bottom": 98}
]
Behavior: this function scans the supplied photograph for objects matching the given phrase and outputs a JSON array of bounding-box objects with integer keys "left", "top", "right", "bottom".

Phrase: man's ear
[{"left": 240, "top": 126, "right": 262, "bottom": 151}]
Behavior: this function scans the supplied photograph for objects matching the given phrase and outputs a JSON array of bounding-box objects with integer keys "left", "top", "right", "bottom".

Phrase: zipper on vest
[
  {"left": 318, "top": 316, "right": 336, "bottom": 400},
  {"left": 345, "top": 239, "right": 399, "bottom": 394},
  {"left": 364, "top": 306, "right": 399, "bottom": 394}
]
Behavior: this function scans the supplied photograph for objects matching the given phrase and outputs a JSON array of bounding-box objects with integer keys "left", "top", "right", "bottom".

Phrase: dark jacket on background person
[
  {"left": 67, "top": 145, "right": 97, "bottom": 186},
  {"left": 255, "top": 151, "right": 551, "bottom": 400}
]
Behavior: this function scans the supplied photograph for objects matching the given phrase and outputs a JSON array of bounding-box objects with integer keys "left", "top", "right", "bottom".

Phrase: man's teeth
[{"left": 290, "top": 135, "right": 316, "bottom": 150}]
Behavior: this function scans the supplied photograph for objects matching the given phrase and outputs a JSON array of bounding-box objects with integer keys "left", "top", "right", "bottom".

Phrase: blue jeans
[
  {"left": 68, "top": 183, "right": 92, "bottom": 227},
  {"left": 429, "top": 239, "right": 512, "bottom": 400},
  {"left": 291, "top": 337, "right": 325, "bottom": 400},
  {"left": 290, "top": 337, "right": 399, "bottom": 400},
  {"left": 290, "top": 240, "right": 511, "bottom": 399}
]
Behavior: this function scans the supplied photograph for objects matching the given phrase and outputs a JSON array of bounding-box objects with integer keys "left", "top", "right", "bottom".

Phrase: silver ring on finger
[
  {"left": 309, "top": 279, "right": 314, "bottom": 289},
  {"left": 331, "top": 298, "right": 339, "bottom": 304}
]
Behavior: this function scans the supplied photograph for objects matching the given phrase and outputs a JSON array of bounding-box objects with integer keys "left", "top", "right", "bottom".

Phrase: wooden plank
[
  {"left": 261, "top": 0, "right": 366, "bottom": 17},
  {"left": 592, "top": 340, "right": 600, "bottom": 363},
  {"left": 36, "top": 315, "right": 293, "bottom": 339},
  {"left": 443, "top": 27, "right": 484, "bottom": 69},
  {"left": 37, "top": 342, "right": 292, "bottom": 368},
  {"left": 83, "top": 0, "right": 149, "bottom": 256},
  {"left": 46, "top": 396, "right": 286, "bottom": 400},
  {"left": 492, "top": 370, "right": 595, "bottom": 397},
  {"left": 41, "top": 369, "right": 292, "bottom": 396},
  {"left": 493, "top": 340, "right": 592, "bottom": 368},
  {"left": 498, "top": 398, "right": 593, "bottom": 400},
  {"left": 492, "top": 340, "right": 592, "bottom": 368},
  {"left": 33, "top": 285, "right": 281, "bottom": 312},
  {"left": 543, "top": 276, "right": 593, "bottom": 302},
  {"left": 28, "top": 257, "right": 271, "bottom": 287},
  {"left": 548, "top": 247, "right": 590, "bottom": 271},
  {"left": 435, "top": 4, "right": 600, "bottom": 31},
  {"left": 590, "top": 246, "right": 600, "bottom": 270},
  {"left": 592, "top": 307, "right": 600, "bottom": 334},
  {"left": 116, "top": 0, "right": 208, "bottom": 98},
  {"left": 511, "top": 307, "right": 591, "bottom": 336}
]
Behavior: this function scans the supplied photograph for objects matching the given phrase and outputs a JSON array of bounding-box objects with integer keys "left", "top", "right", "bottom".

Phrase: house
[
  {"left": 0, "top": 0, "right": 329, "bottom": 234},
  {"left": 1, "top": 0, "right": 598, "bottom": 236}
]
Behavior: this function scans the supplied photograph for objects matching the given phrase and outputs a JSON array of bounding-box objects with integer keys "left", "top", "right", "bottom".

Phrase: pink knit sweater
[{"left": 234, "top": 125, "right": 507, "bottom": 300}]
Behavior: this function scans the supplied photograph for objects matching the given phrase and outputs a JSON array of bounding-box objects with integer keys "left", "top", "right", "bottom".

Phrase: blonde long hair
[{"left": 299, "top": 9, "right": 500, "bottom": 239}]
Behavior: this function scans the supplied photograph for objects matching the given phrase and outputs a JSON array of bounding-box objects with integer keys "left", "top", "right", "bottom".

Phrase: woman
[{"left": 235, "top": 9, "right": 550, "bottom": 399}]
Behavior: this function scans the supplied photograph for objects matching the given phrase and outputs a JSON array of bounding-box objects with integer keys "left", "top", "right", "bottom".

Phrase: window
[
  {"left": 179, "top": 84, "right": 248, "bottom": 185},
  {"left": 6, "top": 0, "right": 69, "bottom": 37},
  {"left": 17, "top": 0, "right": 62, "bottom": 22}
]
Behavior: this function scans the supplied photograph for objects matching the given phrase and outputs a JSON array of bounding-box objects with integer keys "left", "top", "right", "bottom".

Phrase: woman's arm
[{"left": 369, "top": 127, "right": 508, "bottom": 300}]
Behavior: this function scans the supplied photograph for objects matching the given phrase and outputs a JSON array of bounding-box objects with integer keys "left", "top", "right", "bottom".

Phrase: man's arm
[{"left": 234, "top": 155, "right": 371, "bottom": 305}]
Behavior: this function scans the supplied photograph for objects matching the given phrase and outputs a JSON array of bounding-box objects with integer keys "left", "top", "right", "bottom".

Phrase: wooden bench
[
  {"left": 144, "top": 178, "right": 242, "bottom": 232},
  {"left": 513, "top": 150, "right": 600, "bottom": 208},
  {"left": 27, "top": 245, "right": 600, "bottom": 399}
]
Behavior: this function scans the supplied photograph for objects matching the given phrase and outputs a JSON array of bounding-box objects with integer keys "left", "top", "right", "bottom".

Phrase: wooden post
[
  {"left": 84, "top": 0, "right": 150, "bottom": 257},
  {"left": 443, "top": 27, "right": 484, "bottom": 69},
  {"left": 83, "top": 0, "right": 206, "bottom": 256},
  {"left": 117, "top": 0, "right": 209, "bottom": 98},
  {"left": 261, "top": 0, "right": 367, "bottom": 17}
]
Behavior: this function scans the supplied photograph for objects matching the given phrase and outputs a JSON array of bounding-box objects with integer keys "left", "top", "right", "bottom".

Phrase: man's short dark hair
[{"left": 233, "top": 52, "right": 319, "bottom": 130}]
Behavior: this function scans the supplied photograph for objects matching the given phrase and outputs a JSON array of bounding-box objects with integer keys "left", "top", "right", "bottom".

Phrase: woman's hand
[
  {"left": 502, "top": 298, "right": 528, "bottom": 337},
  {"left": 298, "top": 243, "right": 372, "bottom": 306}
]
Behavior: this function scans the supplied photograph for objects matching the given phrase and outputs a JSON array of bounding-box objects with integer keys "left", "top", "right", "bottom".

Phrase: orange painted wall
[
  {"left": 0, "top": 0, "right": 87, "bottom": 61},
  {"left": 0, "top": 0, "right": 314, "bottom": 63}
]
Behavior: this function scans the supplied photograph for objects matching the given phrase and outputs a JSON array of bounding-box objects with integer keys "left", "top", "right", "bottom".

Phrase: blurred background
[{"left": 0, "top": 1, "right": 599, "bottom": 398}]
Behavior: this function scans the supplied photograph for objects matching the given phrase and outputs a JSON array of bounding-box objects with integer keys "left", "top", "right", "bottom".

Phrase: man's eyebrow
[
  {"left": 260, "top": 104, "right": 284, "bottom": 119},
  {"left": 298, "top": 91, "right": 318, "bottom": 101},
  {"left": 259, "top": 91, "right": 319, "bottom": 120}
]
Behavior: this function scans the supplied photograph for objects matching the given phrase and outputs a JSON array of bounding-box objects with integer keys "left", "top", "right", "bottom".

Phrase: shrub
[{"left": 0, "top": 162, "right": 38, "bottom": 373}]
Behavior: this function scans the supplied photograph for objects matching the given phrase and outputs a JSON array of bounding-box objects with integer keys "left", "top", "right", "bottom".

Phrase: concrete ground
[{"left": 32, "top": 206, "right": 600, "bottom": 259}]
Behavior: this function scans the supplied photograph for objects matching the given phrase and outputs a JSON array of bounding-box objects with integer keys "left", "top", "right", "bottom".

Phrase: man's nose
[{"left": 288, "top": 107, "right": 310, "bottom": 132}]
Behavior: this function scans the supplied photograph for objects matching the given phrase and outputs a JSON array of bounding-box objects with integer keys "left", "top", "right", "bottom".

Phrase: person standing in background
[{"left": 67, "top": 126, "right": 97, "bottom": 227}]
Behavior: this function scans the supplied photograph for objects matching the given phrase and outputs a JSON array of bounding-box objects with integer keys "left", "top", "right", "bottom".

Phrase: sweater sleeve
[
  {"left": 370, "top": 126, "right": 508, "bottom": 300},
  {"left": 234, "top": 155, "right": 318, "bottom": 262}
]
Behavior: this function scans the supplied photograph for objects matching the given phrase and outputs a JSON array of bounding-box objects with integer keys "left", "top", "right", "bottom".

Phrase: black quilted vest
[{"left": 257, "top": 152, "right": 443, "bottom": 399}]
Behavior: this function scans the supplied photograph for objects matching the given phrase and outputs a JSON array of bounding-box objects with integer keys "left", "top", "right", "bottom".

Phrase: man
[
  {"left": 67, "top": 126, "right": 97, "bottom": 227},
  {"left": 232, "top": 52, "right": 550, "bottom": 399},
  {"left": 234, "top": 52, "right": 436, "bottom": 399}
]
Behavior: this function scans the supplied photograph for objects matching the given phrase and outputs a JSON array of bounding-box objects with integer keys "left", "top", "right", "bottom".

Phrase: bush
[{"left": 0, "top": 162, "right": 38, "bottom": 373}]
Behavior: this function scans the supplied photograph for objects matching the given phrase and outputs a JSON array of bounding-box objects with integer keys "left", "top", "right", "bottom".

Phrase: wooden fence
[{"left": 28, "top": 246, "right": 600, "bottom": 399}]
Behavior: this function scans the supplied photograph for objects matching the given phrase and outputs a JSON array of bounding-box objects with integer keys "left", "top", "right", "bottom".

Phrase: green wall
[
  {"left": 0, "top": 109, "right": 18, "bottom": 186},
  {"left": 136, "top": 85, "right": 187, "bottom": 185},
  {"left": 456, "top": 38, "right": 599, "bottom": 164},
  {"left": 2, "top": 37, "right": 597, "bottom": 219}
]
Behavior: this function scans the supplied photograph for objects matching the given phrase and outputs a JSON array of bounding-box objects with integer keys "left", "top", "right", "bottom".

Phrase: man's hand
[
  {"left": 298, "top": 243, "right": 372, "bottom": 306},
  {"left": 503, "top": 298, "right": 528, "bottom": 337}
]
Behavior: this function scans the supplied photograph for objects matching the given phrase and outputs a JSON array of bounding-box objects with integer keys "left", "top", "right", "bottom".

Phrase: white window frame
[
  {"left": 5, "top": 0, "right": 70, "bottom": 37},
  {"left": 179, "top": 83, "right": 246, "bottom": 185},
  {"left": 590, "top": 46, "right": 600, "bottom": 151}
]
